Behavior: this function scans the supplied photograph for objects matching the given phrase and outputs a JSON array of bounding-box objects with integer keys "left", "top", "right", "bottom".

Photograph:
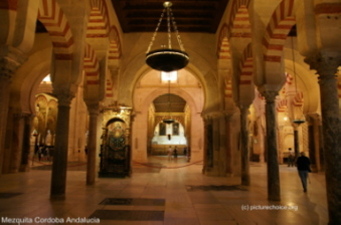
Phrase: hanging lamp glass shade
[
  {"left": 145, "top": 1, "right": 189, "bottom": 72},
  {"left": 293, "top": 119, "right": 305, "bottom": 125},
  {"left": 146, "top": 49, "right": 189, "bottom": 72},
  {"left": 163, "top": 118, "right": 175, "bottom": 124}
]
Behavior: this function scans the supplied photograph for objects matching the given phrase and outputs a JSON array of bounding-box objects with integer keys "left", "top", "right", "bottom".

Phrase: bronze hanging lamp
[{"left": 146, "top": 1, "right": 189, "bottom": 72}]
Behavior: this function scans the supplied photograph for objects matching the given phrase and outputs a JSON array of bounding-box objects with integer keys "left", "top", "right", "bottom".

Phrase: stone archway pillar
[
  {"left": 262, "top": 90, "right": 281, "bottom": 201},
  {"left": 202, "top": 112, "right": 229, "bottom": 176},
  {"left": 20, "top": 113, "right": 33, "bottom": 172},
  {"left": 85, "top": 103, "right": 99, "bottom": 185},
  {"left": 0, "top": 48, "right": 26, "bottom": 175},
  {"left": 306, "top": 52, "right": 341, "bottom": 225},
  {"left": 50, "top": 91, "right": 74, "bottom": 198},
  {"left": 239, "top": 106, "right": 250, "bottom": 186},
  {"left": 8, "top": 113, "right": 27, "bottom": 173}
]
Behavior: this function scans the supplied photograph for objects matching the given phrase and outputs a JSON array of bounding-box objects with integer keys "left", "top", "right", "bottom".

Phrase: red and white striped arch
[
  {"left": 105, "top": 78, "right": 113, "bottom": 98},
  {"left": 108, "top": 26, "right": 121, "bottom": 62},
  {"left": 83, "top": 43, "right": 100, "bottom": 86},
  {"left": 263, "top": 0, "right": 295, "bottom": 63},
  {"left": 224, "top": 78, "right": 233, "bottom": 99},
  {"left": 87, "top": 0, "right": 109, "bottom": 38},
  {"left": 276, "top": 99, "right": 287, "bottom": 112},
  {"left": 239, "top": 44, "right": 253, "bottom": 86},
  {"left": 38, "top": 0, "right": 74, "bottom": 60},
  {"left": 293, "top": 91, "right": 303, "bottom": 107},
  {"left": 217, "top": 24, "right": 231, "bottom": 60},
  {"left": 228, "top": 0, "right": 251, "bottom": 38}
]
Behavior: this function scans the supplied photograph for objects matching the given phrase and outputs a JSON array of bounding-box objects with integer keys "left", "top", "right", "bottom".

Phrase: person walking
[
  {"left": 287, "top": 152, "right": 294, "bottom": 167},
  {"left": 296, "top": 152, "right": 311, "bottom": 192}
]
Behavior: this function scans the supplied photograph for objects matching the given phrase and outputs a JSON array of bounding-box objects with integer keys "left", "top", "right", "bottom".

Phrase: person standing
[
  {"left": 173, "top": 146, "right": 178, "bottom": 161},
  {"left": 296, "top": 152, "right": 311, "bottom": 192}
]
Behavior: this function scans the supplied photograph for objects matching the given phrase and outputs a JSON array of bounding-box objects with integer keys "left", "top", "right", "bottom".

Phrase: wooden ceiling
[{"left": 111, "top": 0, "right": 230, "bottom": 33}]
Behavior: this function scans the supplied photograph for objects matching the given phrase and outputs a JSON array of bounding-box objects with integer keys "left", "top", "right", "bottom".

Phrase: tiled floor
[{"left": 0, "top": 156, "right": 328, "bottom": 225}]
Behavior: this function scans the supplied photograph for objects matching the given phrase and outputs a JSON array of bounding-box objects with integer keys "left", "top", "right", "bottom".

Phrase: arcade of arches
[{"left": 0, "top": 0, "right": 340, "bottom": 224}]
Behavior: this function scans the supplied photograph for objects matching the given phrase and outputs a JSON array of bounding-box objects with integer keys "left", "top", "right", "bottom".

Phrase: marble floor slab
[{"left": 0, "top": 156, "right": 328, "bottom": 225}]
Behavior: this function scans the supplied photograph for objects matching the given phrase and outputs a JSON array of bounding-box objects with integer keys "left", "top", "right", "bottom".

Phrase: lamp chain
[
  {"left": 291, "top": 37, "right": 298, "bottom": 93},
  {"left": 168, "top": 80, "right": 171, "bottom": 118},
  {"left": 169, "top": 7, "right": 185, "bottom": 51},
  {"left": 167, "top": 6, "right": 172, "bottom": 49},
  {"left": 146, "top": 8, "right": 166, "bottom": 53},
  {"left": 146, "top": 2, "right": 185, "bottom": 53}
]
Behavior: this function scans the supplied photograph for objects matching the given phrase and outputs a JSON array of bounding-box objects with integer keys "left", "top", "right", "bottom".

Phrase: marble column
[
  {"left": 262, "top": 91, "right": 280, "bottom": 201},
  {"left": 86, "top": 103, "right": 99, "bottom": 185},
  {"left": 20, "top": 114, "right": 32, "bottom": 172},
  {"left": 307, "top": 53, "right": 341, "bottom": 225},
  {"left": 50, "top": 92, "right": 74, "bottom": 199},
  {"left": 239, "top": 106, "right": 250, "bottom": 186}
]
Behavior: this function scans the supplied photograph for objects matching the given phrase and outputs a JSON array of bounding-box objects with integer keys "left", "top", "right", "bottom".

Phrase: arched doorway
[
  {"left": 98, "top": 118, "right": 131, "bottom": 177},
  {"left": 150, "top": 93, "right": 188, "bottom": 156},
  {"left": 132, "top": 69, "right": 204, "bottom": 163}
]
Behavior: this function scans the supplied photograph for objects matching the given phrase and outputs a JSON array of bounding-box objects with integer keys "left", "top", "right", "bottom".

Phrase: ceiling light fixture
[{"left": 146, "top": 1, "right": 189, "bottom": 72}]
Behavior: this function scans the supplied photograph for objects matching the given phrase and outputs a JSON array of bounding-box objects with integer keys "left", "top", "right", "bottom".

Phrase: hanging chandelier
[{"left": 146, "top": 1, "right": 189, "bottom": 72}]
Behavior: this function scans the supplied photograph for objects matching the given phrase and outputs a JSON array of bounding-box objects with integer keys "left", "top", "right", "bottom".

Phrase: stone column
[
  {"left": 9, "top": 113, "right": 26, "bottom": 173},
  {"left": 306, "top": 53, "right": 341, "bottom": 225},
  {"left": 0, "top": 50, "right": 26, "bottom": 175},
  {"left": 86, "top": 103, "right": 99, "bottom": 185},
  {"left": 50, "top": 91, "right": 74, "bottom": 199},
  {"left": 307, "top": 114, "right": 321, "bottom": 172},
  {"left": 0, "top": 70, "right": 12, "bottom": 174},
  {"left": 262, "top": 91, "right": 280, "bottom": 201},
  {"left": 218, "top": 114, "right": 227, "bottom": 175},
  {"left": 239, "top": 106, "right": 250, "bottom": 186},
  {"left": 20, "top": 114, "right": 32, "bottom": 172},
  {"left": 203, "top": 116, "right": 213, "bottom": 173}
]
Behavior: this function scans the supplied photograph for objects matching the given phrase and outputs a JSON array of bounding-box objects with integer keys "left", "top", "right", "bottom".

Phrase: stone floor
[{"left": 0, "top": 156, "right": 328, "bottom": 225}]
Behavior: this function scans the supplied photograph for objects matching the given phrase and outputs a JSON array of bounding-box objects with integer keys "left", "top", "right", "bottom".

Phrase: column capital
[
  {"left": 0, "top": 47, "right": 27, "bottom": 80},
  {"left": 54, "top": 88, "right": 75, "bottom": 107},
  {"left": 202, "top": 110, "right": 226, "bottom": 120},
  {"left": 86, "top": 102, "right": 100, "bottom": 115},
  {"left": 13, "top": 112, "right": 32, "bottom": 119},
  {"left": 261, "top": 90, "right": 278, "bottom": 103},
  {"left": 305, "top": 51, "right": 341, "bottom": 79}
]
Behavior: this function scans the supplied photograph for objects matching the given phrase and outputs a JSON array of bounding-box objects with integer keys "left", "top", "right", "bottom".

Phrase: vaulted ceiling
[
  {"left": 153, "top": 94, "right": 186, "bottom": 112},
  {"left": 111, "top": 0, "right": 230, "bottom": 33}
]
